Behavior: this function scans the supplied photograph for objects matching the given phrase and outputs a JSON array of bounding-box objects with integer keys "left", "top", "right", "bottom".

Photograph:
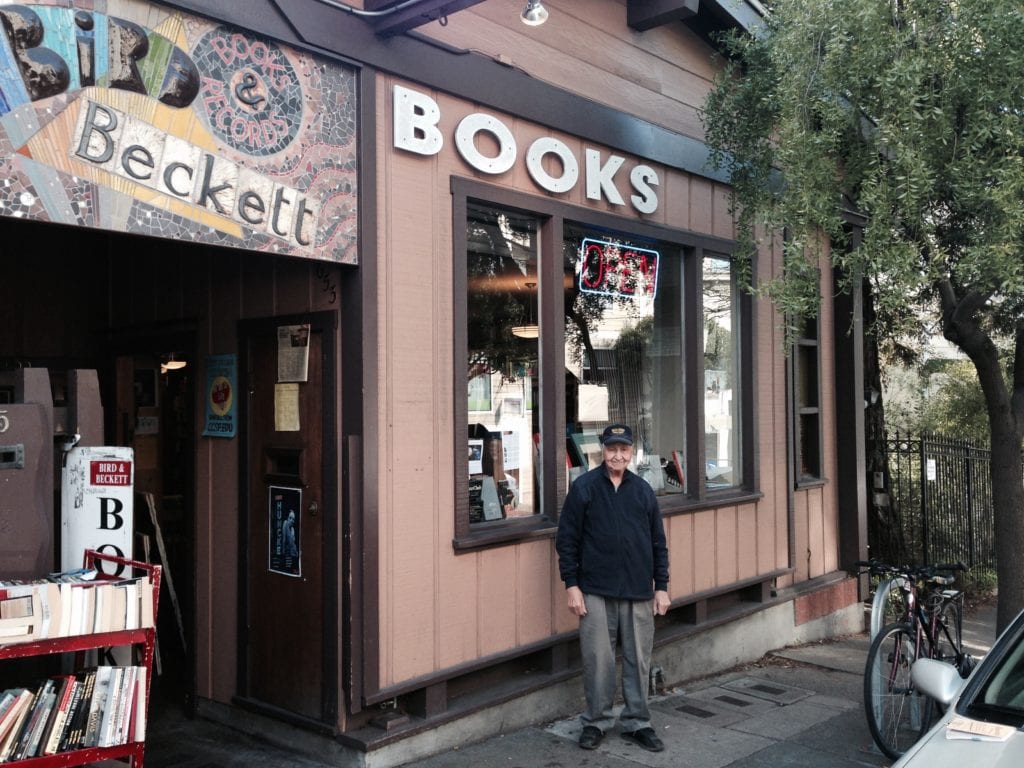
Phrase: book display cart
[{"left": 0, "top": 550, "right": 161, "bottom": 768}]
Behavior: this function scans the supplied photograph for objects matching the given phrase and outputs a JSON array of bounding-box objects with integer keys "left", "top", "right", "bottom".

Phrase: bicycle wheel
[
  {"left": 870, "top": 576, "right": 910, "bottom": 639},
  {"left": 864, "top": 622, "right": 933, "bottom": 760}
]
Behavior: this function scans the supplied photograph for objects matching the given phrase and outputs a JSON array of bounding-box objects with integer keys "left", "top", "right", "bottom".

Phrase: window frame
[
  {"left": 452, "top": 178, "right": 757, "bottom": 550},
  {"left": 790, "top": 310, "right": 826, "bottom": 487}
]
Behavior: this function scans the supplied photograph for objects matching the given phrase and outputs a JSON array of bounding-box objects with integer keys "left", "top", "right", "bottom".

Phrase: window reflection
[
  {"left": 466, "top": 203, "right": 539, "bottom": 522},
  {"left": 563, "top": 224, "right": 686, "bottom": 496},
  {"left": 703, "top": 255, "right": 741, "bottom": 488},
  {"left": 463, "top": 200, "right": 746, "bottom": 528}
]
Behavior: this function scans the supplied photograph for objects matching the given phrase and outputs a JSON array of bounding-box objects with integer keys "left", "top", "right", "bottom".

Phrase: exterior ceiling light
[{"left": 521, "top": 0, "right": 548, "bottom": 26}]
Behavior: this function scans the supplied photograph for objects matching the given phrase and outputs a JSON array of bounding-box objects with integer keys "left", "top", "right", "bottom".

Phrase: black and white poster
[{"left": 269, "top": 485, "right": 301, "bottom": 577}]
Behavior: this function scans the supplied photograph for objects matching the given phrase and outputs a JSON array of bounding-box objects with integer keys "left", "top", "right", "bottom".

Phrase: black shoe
[
  {"left": 578, "top": 725, "right": 603, "bottom": 750},
  {"left": 622, "top": 727, "right": 665, "bottom": 752}
]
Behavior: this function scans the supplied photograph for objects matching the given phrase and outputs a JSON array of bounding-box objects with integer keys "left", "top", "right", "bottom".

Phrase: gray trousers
[{"left": 578, "top": 593, "right": 654, "bottom": 733}]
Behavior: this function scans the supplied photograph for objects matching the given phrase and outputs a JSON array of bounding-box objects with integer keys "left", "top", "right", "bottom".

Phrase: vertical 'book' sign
[{"left": 61, "top": 446, "right": 134, "bottom": 574}]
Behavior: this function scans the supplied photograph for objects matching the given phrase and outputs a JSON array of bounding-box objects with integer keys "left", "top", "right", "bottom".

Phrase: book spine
[
  {"left": 0, "top": 695, "right": 33, "bottom": 762},
  {"left": 52, "top": 678, "right": 83, "bottom": 755},
  {"left": 41, "top": 676, "right": 76, "bottom": 756},
  {"left": 9, "top": 681, "right": 46, "bottom": 761},
  {"left": 131, "top": 666, "right": 147, "bottom": 742},
  {"left": 82, "top": 666, "right": 111, "bottom": 748},
  {"left": 61, "top": 669, "right": 96, "bottom": 753},
  {"left": 97, "top": 667, "right": 124, "bottom": 748},
  {"left": 13, "top": 680, "right": 53, "bottom": 760},
  {"left": 23, "top": 689, "right": 56, "bottom": 758}
]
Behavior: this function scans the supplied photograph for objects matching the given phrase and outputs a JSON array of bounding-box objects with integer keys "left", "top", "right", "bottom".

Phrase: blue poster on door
[{"left": 269, "top": 486, "right": 302, "bottom": 577}]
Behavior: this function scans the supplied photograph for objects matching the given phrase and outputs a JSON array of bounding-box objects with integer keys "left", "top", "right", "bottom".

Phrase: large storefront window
[
  {"left": 563, "top": 224, "right": 687, "bottom": 496},
  {"left": 455, "top": 185, "right": 749, "bottom": 542},
  {"left": 465, "top": 203, "right": 540, "bottom": 523},
  {"left": 703, "top": 255, "right": 743, "bottom": 489}
]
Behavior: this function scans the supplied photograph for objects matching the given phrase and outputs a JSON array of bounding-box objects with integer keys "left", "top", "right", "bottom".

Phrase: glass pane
[
  {"left": 798, "top": 344, "right": 819, "bottom": 408},
  {"left": 703, "top": 255, "right": 742, "bottom": 488},
  {"left": 563, "top": 224, "right": 685, "bottom": 496},
  {"left": 466, "top": 202, "right": 540, "bottom": 522}
]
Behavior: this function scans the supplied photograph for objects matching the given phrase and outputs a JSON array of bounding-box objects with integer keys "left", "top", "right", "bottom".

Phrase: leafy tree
[
  {"left": 702, "top": 0, "right": 1024, "bottom": 630},
  {"left": 887, "top": 357, "right": 1013, "bottom": 444}
]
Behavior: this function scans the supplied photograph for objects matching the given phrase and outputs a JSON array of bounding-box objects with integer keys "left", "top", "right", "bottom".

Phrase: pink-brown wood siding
[{"left": 370, "top": 0, "right": 844, "bottom": 692}]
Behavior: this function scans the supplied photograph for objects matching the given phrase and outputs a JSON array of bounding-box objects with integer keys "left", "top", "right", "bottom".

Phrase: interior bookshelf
[{"left": 0, "top": 550, "right": 161, "bottom": 768}]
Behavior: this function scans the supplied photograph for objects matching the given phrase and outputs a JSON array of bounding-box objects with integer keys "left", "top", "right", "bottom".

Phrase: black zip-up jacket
[{"left": 556, "top": 463, "right": 669, "bottom": 600}]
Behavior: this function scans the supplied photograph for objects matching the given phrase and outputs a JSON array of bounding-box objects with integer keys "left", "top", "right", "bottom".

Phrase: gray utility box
[{"left": 0, "top": 368, "right": 103, "bottom": 578}]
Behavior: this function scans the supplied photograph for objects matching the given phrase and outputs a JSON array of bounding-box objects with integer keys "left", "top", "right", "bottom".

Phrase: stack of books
[
  {"left": 0, "top": 664, "right": 147, "bottom": 760},
  {"left": 0, "top": 569, "right": 155, "bottom": 643}
]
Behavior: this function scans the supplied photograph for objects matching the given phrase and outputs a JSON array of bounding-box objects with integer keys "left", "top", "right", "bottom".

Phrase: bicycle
[
  {"left": 854, "top": 559, "right": 913, "bottom": 640},
  {"left": 854, "top": 561, "right": 973, "bottom": 760}
]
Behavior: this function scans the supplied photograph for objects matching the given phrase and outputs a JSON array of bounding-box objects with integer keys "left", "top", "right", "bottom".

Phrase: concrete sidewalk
[{"left": 143, "top": 601, "right": 998, "bottom": 768}]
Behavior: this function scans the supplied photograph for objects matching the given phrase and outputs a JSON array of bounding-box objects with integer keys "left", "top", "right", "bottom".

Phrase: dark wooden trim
[
  {"left": 451, "top": 178, "right": 736, "bottom": 254},
  {"left": 540, "top": 209, "right": 565, "bottom": 522},
  {"left": 320, "top": 311, "right": 342, "bottom": 725},
  {"left": 692, "top": 245, "right": 755, "bottom": 498},
  {"left": 627, "top": 0, "right": 699, "bottom": 31},
  {"left": 449, "top": 176, "right": 740, "bottom": 548},
  {"left": 740, "top": 247, "right": 758, "bottom": 493},
  {"left": 451, "top": 189, "right": 471, "bottom": 543},
  {"left": 350, "top": 66, "right": 380, "bottom": 712},
  {"left": 364, "top": 0, "right": 487, "bottom": 36},
  {"left": 832, "top": 252, "right": 868, "bottom": 572},
  {"left": 232, "top": 694, "right": 338, "bottom": 735},
  {"left": 452, "top": 516, "right": 557, "bottom": 553},
  {"left": 684, "top": 247, "right": 704, "bottom": 497},
  {"left": 159, "top": 0, "right": 728, "bottom": 183}
]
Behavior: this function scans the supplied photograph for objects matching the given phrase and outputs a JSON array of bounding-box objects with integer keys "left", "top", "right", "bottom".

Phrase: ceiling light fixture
[
  {"left": 521, "top": 0, "right": 548, "bottom": 26},
  {"left": 511, "top": 324, "right": 540, "bottom": 339},
  {"left": 512, "top": 282, "right": 540, "bottom": 338},
  {"left": 161, "top": 353, "right": 187, "bottom": 373}
]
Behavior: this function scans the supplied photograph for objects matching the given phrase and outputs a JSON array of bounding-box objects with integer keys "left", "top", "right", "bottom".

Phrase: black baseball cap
[{"left": 600, "top": 423, "right": 633, "bottom": 446}]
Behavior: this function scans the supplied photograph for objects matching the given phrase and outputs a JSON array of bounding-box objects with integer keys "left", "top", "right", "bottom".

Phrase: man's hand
[
  {"left": 566, "top": 586, "right": 587, "bottom": 617},
  {"left": 654, "top": 590, "right": 670, "bottom": 616}
]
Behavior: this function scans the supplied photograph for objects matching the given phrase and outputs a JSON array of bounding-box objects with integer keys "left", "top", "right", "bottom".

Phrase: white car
[{"left": 894, "top": 609, "right": 1024, "bottom": 766}]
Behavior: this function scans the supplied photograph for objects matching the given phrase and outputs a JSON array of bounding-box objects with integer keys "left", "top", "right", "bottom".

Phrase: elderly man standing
[{"left": 556, "top": 423, "right": 671, "bottom": 753}]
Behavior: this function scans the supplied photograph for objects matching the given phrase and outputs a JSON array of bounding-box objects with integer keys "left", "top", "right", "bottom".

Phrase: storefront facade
[{"left": 0, "top": 0, "right": 866, "bottom": 764}]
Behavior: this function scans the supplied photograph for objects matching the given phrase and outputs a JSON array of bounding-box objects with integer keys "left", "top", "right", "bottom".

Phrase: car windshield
[{"left": 965, "top": 621, "right": 1024, "bottom": 727}]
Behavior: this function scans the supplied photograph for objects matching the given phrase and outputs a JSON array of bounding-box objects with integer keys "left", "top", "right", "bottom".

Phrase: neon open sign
[{"left": 578, "top": 238, "right": 660, "bottom": 300}]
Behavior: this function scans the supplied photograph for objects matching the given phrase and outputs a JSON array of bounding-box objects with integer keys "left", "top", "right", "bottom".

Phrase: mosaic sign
[
  {"left": 192, "top": 29, "right": 302, "bottom": 156},
  {"left": 0, "top": 0, "right": 358, "bottom": 263}
]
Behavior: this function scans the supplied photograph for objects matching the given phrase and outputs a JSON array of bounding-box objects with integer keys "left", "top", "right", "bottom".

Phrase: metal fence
[{"left": 870, "top": 433, "right": 996, "bottom": 573}]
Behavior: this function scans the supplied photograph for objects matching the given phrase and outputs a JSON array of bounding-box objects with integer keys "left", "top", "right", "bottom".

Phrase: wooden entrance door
[{"left": 243, "top": 319, "right": 332, "bottom": 721}]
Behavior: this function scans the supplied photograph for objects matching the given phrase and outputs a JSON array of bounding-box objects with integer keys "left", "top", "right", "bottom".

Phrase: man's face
[{"left": 602, "top": 442, "right": 633, "bottom": 472}]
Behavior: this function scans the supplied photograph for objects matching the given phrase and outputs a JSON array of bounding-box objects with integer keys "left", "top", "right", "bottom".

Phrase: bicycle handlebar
[{"left": 850, "top": 559, "right": 968, "bottom": 578}]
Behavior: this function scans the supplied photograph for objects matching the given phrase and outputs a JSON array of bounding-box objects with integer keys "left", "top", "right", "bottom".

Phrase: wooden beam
[
  {"left": 368, "top": 0, "right": 487, "bottom": 36},
  {"left": 627, "top": 0, "right": 699, "bottom": 31}
]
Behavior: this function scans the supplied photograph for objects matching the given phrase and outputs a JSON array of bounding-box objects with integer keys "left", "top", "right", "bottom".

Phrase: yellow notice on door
[{"left": 275, "top": 383, "right": 301, "bottom": 431}]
